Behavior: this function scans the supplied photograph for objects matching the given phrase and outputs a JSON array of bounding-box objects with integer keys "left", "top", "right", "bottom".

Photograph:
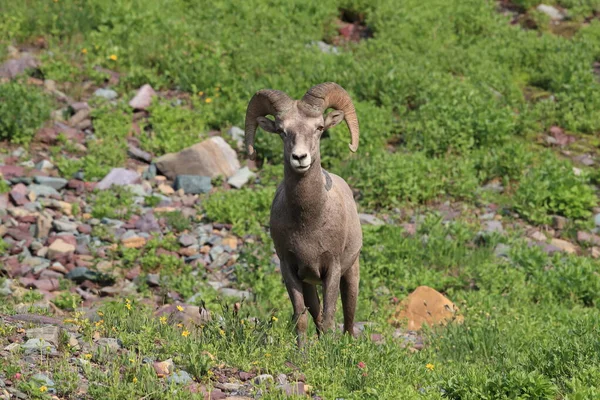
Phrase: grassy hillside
[{"left": 1, "top": 0, "right": 600, "bottom": 398}]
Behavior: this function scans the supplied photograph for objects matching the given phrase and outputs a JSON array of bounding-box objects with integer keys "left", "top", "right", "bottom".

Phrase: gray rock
[
  {"left": 484, "top": 220, "right": 503, "bottom": 234},
  {"left": 35, "top": 160, "right": 54, "bottom": 171},
  {"left": 0, "top": 54, "right": 38, "bottom": 79},
  {"left": 536, "top": 4, "right": 566, "bottom": 20},
  {"left": 96, "top": 168, "right": 140, "bottom": 189},
  {"left": 29, "top": 184, "right": 60, "bottom": 198},
  {"left": 310, "top": 40, "right": 340, "bottom": 54},
  {"left": 94, "top": 337, "right": 122, "bottom": 352},
  {"left": 26, "top": 326, "right": 61, "bottom": 347},
  {"left": 53, "top": 219, "right": 78, "bottom": 232},
  {"left": 94, "top": 88, "right": 118, "bottom": 100},
  {"left": 209, "top": 252, "right": 230, "bottom": 269},
  {"left": 167, "top": 370, "right": 193, "bottom": 385},
  {"left": 129, "top": 84, "right": 157, "bottom": 110},
  {"left": 210, "top": 245, "right": 225, "bottom": 260},
  {"left": 552, "top": 215, "right": 568, "bottom": 230},
  {"left": 30, "top": 373, "right": 56, "bottom": 393},
  {"left": 36, "top": 214, "right": 53, "bottom": 238},
  {"left": 179, "top": 233, "right": 197, "bottom": 247},
  {"left": 227, "top": 167, "right": 255, "bottom": 189},
  {"left": 594, "top": 213, "right": 600, "bottom": 227},
  {"left": 155, "top": 137, "right": 240, "bottom": 180},
  {"left": 219, "top": 288, "right": 253, "bottom": 301},
  {"left": 174, "top": 175, "right": 212, "bottom": 194},
  {"left": 227, "top": 126, "right": 245, "bottom": 142},
  {"left": 146, "top": 274, "right": 160, "bottom": 287},
  {"left": 142, "top": 163, "right": 157, "bottom": 180},
  {"left": 135, "top": 212, "right": 161, "bottom": 233},
  {"left": 359, "top": 213, "right": 384, "bottom": 226},
  {"left": 21, "top": 338, "right": 55, "bottom": 355},
  {"left": 127, "top": 144, "right": 153, "bottom": 163},
  {"left": 254, "top": 374, "right": 274, "bottom": 385},
  {"left": 0, "top": 279, "right": 13, "bottom": 296}
]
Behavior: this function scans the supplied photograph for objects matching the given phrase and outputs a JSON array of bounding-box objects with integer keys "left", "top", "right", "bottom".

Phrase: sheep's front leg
[
  {"left": 303, "top": 283, "right": 323, "bottom": 335},
  {"left": 281, "top": 263, "right": 309, "bottom": 348},
  {"left": 321, "top": 265, "right": 341, "bottom": 333},
  {"left": 341, "top": 258, "right": 359, "bottom": 337}
]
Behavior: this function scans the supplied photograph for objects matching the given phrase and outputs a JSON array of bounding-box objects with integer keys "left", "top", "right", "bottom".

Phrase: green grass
[{"left": 1, "top": 0, "right": 600, "bottom": 398}]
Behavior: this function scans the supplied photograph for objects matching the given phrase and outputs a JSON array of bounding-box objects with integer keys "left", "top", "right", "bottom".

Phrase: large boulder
[
  {"left": 155, "top": 137, "right": 240, "bottom": 180},
  {"left": 389, "top": 286, "right": 463, "bottom": 330}
]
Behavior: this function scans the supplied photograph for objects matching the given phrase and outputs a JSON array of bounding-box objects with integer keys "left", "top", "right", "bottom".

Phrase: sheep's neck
[{"left": 283, "top": 160, "right": 327, "bottom": 220}]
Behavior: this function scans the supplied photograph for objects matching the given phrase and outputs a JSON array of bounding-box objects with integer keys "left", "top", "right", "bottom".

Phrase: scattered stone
[
  {"left": 30, "top": 374, "right": 55, "bottom": 393},
  {"left": 94, "top": 337, "right": 122, "bottom": 353},
  {"left": 174, "top": 175, "right": 212, "bottom": 194},
  {"left": 36, "top": 214, "right": 52, "bottom": 239},
  {"left": 47, "top": 239, "right": 75, "bottom": 260},
  {"left": 35, "top": 160, "right": 54, "bottom": 172},
  {"left": 179, "top": 233, "right": 197, "bottom": 247},
  {"left": 591, "top": 247, "right": 600, "bottom": 259},
  {"left": 536, "top": 4, "right": 566, "bottom": 20},
  {"left": 158, "top": 183, "right": 175, "bottom": 195},
  {"left": 146, "top": 274, "right": 160, "bottom": 287},
  {"left": 33, "top": 176, "right": 68, "bottom": 190},
  {"left": 135, "top": 212, "right": 161, "bottom": 233},
  {"left": 153, "top": 358, "right": 175, "bottom": 377},
  {"left": 9, "top": 183, "right": 29, "bottom": 206},
  {"left": 552, "top": 215, "right": 568, "bottom": 230},
  {"left": 389, "top": 286, "right": 463, "bottom": 330},
  {"left": 167, "top": 370, "right": 193, "bottom": 385},
  {"left": 0, "top": 53, "right": 38, "bottom": 79},
  {"left": 359, "top": 213, "right": 384, "bottom": 226},
  {"left": 494, "top": 243, "right": 511, "bottom": 259},
  {"left": 21, "top": 338, "right": 55, "bottom": 355},
  {"left": 594, "top": 213, "right": 600, "bottom": 228},
  {"left": 127, "top": 144, "right": 152, "bottom": 163},
  {"left": 219, "top": 288, "right": 253, "bottom": 301},
  {"left": 96, "top": 168, "right": 140, "bottom": 190},
  {"left": 52, "top": 219, "right": 78, "bottom": 232},
  {"left": 529, "top": 230, "right": 547, "bottom": 242},
  {"left": 122, "top": 236, "right": 147, "bottom": 249},
  {"left": 26, "top": 326, "right": 61, "bottom": 347},
  {"left": 483, "top": 220, "right": 503, "bottom": 234},
  {"left": 227, "top": 167, "right": 255, "bottom": 189},
  {"left": 29, "top": 184, "right": 60, "bottom": 198},
  {"left": 311, "top": 40, "right": 340, "bottom": 54},
  {"left": 129, "top": 84, "right": 157, "bottom": 110},
  {"left": 227, "top": 126, "right": 245, "bottom": 142},
  {"left": 550, "top": 238, "right": 577, "bottom": 254},
  {"left": 155, "top": 137, "right": 240, "bottom": 180},
  {"left": 278, "top": 382, "right": 306, "bottom": 396},
  {"left": 94, "top": 88, "right": 118, "bottom": 100},
  {"left": 254, "top": 374, "right": 274, "bottom": 385},
  {"left": 0, "top": 279, "right": 13, "bottom": 296},
  {"left": 577, "top": 231, "right": 600, "bottom": 246}
]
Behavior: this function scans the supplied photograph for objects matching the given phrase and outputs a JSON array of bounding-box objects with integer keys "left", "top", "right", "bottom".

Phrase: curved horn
[
  {"left": 244, "top": 89, "right": 292, "bottom": 160},
  {"left": 301, "top": 82, "right": 359, "bottom": 152}
]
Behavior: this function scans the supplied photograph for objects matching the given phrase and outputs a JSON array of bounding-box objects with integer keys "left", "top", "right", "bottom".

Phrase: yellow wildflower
[
  {"left": 265, "top": 353, "right": 271, "bottom": 358},
  {"left": 109, "top": 54, "right": 118, "bottom": 61},
  {"left": 177, "top": 305, "right": 184, "bottom": 312},
  {"left": 160, "top": 316, "right": 167, "bottom": 324},
  {"left": 271, "top": 316, "right": 278, "bottom": 322},
  {"left": 182, "top": 330, "right": 190, "bottom": 337},
  {"left": 133, "top": 377, "right": 138, "bottom": 383},
  {"left": 84, "top": 353, "right": 92, "bottom": 360},
  {"left": 426, "top": 363, "right": 435, "bottom": 371},
  {"left": 198, "top": 91, "right": 204, "bottom": 96},
  {"left": 219, "top": 329, "right": 225, "bottom": 337},
  {"left": 205, "top": 98, "right": 212, "bottom": 104},
  {"left": 40, "top": 386, "right": 48, "bottom": 393},
  {"left": 97, "top": 311, "right": 104, "bottom": 316},
  {"left": 177, "top": 323, "right": 183, "bottom": 328},
  {"left": 81, "top": 48, "right": 88, "bottom": 54},
  {"left": 125, "top": 303, "right": 131, "bottom": 310},
  {"left": 129, "top": 358, "right": 135, "bottom": 363}
]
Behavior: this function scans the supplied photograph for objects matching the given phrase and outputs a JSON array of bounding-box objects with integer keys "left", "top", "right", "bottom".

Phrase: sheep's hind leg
[
  {"left": 303, "top": 283, "right": 323, "bottom": 336},
  {"left": 281, "top": 263, "right": 309, "bottom": 348},
  {"left": 341, "top": 258, "right": 359, "bottom": 337}
]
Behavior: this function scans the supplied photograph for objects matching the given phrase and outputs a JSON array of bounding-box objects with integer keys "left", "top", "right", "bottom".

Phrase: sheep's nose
[{"left": 292, "top": 153, "right": 308, "bottom": 161}]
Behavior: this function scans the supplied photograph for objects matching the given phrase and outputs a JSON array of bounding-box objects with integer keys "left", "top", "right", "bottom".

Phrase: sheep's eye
[
  {"left": 280, "top": 129, "right": 287, "bottom": 137},
  {"left": 316, "top": 126, "right": 324, "bottom": 132}
]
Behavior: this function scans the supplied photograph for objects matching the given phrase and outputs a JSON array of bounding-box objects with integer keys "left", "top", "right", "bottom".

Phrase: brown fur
[{"left": 244, "top": 83, "right": 362, "bottom": 347}]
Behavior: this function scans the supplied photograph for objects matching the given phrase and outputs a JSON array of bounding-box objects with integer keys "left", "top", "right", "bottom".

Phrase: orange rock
[
  {"left": 179, "top": 247, "right": 198, "bottom": 257},
  {"left": 200, "top": 245, "right": 211, "bottom": 254},
  {"left": 122, "top": 236, "right": 146, "bottom": 249},
  {"left": 389, "top": 286, "right": 463, "bottom": 330},
  {"left": 222, "top": 236, "right": 238, "bottom": 250}
]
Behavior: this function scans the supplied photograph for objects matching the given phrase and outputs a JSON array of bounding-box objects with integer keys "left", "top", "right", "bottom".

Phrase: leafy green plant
[
  {"left": 158, "top": 210, "right": 191, "bottom": 232},
  {"left": 91, "top": 187, "right": 136, "bottom": 219},
  {"left": 52, "top": 292, "right": 81, "bottom": 310},
  {"left": 0, "top": 81, "right": 51, "bottom": 144},
  {"left": 514, "top": 153, "right": 597, "bottom": 224}
]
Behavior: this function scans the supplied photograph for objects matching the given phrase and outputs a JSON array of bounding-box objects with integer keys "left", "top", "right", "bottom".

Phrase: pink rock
[
  {"left": 9, "top": 184, "right": 29, "bottom": 206},
  {"left": 48, "top": 235, "right": 77, "bottom": 246},
  {"left": 0, "top": 165, "right": 25, "bottom": 179},
  {"left": 129, "top": 84, "right": 157, "bottom": 110},
  {"left": 95, "top": 168, "right": 141, "bottom": 190},
  {"left": 0, "top": 54, "right": 38, "bottom": 79}
]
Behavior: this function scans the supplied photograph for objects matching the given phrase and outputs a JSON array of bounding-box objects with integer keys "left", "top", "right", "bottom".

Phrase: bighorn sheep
[{"left": 244, "top": 82, "right": 362, "bottom": 347}]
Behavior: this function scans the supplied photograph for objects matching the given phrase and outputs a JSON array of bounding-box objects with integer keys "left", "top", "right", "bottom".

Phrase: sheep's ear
[
  {"left": 324, "top": 110, "right": 345, "bottom": 130},
  {"left": 257, "top": 116, "right": 279, "bottom": 134}
]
